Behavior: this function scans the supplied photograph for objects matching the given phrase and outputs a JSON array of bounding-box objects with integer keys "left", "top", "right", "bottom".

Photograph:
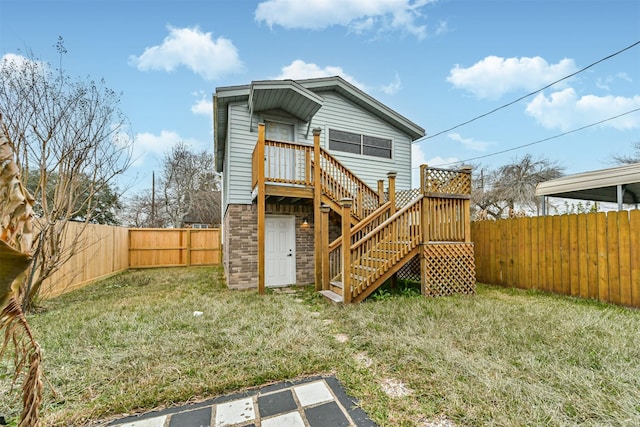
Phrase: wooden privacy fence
[
  {"left": 471, "top": 210, "right": 640, "bottom": 307},
  {"left": 129, "top": 228, "right": 221, "bottom": 268},
  {"left": 39, "top": 224, "right": 221, "bottom": 298},
  {"left": 40, "top": 222, "right": 129, "bottom": 298}
]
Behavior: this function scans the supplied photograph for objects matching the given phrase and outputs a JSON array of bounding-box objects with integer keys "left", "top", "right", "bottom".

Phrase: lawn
[{"left": 2, "top": 266, "right": 640, "bottom": 426}]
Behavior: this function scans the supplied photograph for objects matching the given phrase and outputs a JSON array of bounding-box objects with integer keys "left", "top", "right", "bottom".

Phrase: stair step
[
  {"left": 319, "top": 290, "right": 343, "bottom": 304},
  {"left": 330, "top": 280, "right": 343, "bottom": 289}
]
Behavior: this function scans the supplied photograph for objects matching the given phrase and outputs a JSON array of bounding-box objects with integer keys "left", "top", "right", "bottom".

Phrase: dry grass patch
[{"left": 4, "top": 269, "right": 640, "bottom": 427}]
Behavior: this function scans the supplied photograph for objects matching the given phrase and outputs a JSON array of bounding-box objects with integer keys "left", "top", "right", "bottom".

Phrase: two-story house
[{"left": 214, "top": 76, "right": 475, "bottom": 303}]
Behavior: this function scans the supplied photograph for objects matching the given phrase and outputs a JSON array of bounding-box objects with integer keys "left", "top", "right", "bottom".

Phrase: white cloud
[
  {"left": 129, "top": 26, "right": 244, "bottom": 80},
  {"left": 380, "top": 73, "right": 402, "bottom": 95},
  {"left": 596, "top": 72, "right": 633, "bottom": 91},
  {"left": 525, "top": 88, "right": 640, "bottom": 132},
  {"left": 132, "top": 130, "right": 184, "bottom": 166},
  {"left": 411, "top": 144, "right": 460, "bottom": 187},
  {"left": 274, "top": 60, "right": 367, "bottom": 89},
  {"left": 191, "top": 97, "right": 213, "bottom": 116},
  {"left": 447, "top": 56, "right": 578, "bottom": 100},
  {"left": 255, "top": 0, "right": 435, "bottom": 40},
  {"left": 447, "top": 133, "right": 490, "bottom": 151}
]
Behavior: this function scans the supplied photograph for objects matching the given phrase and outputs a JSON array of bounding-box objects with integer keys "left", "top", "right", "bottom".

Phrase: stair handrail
[
  {"left": 329, "top": 200, "right": 393, "bottom": 249},
  {"left": 318, "top": 147, "right": 381, "bottom": 219},
  {"left": 351, "top": 194, "right": 423, "bottom": 252},
  {"left": 346, "top": 194, "right": 424, "bottom": 301}
]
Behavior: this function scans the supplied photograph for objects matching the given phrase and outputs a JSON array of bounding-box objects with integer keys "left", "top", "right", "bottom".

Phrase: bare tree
[
  {"left": 160, "top": 142, "right": 219, "bottom": 228},
  {"left": 611, "top": 141, "right": 640, "bottom": 165},
  {"left": 0, "top": 43, "right": 132, "bottom": 307},
  {"left": 472, "top": 154, "right": 564, "bottom": 219},
  {"left": 119, "top": 189, "right": 171, "bottom": 228}
]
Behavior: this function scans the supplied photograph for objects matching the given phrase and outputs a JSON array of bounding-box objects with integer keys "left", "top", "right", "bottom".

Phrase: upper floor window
[{"left": 329, "top": 129, "right": 392, "bottom": 159}]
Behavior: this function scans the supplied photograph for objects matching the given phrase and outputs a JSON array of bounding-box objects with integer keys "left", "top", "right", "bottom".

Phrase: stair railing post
[
  {"left": 377, "top": 179, "right": 385, "bottom": 205},
  {"left": 387, "top": 171, "right": 397, "bottom": 215},
  {"left": 460, "top": 165, "right": 473, "bottom": 243},
  {"left": 340, "top": 198, "right": 353, "bottom": 304},
  {"left": 257, "top": 123, "right": 266, "bottom": 295},
  {"left": 313, "top": 128, "right": 323, "bottom": 290},
  {"left": 419, "top": 164, "right": 429, "bottom": 296},
  {"left": 320, "top": 204, "right": 331, "bottom": 291}
]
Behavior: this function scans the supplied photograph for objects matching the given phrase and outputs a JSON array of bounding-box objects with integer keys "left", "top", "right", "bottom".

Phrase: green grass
[{"left": 3, "top": 267, "right": 640, "bottom": 426}]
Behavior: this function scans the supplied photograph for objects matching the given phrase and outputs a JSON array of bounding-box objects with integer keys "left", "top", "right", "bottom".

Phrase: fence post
[{"left": 340, "top": 198, "right": 353, "bottom": 304}]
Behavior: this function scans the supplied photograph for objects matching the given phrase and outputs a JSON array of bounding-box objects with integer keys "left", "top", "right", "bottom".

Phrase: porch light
[{"left": 301, "top": 217, "right": 309, "bottom": 227}]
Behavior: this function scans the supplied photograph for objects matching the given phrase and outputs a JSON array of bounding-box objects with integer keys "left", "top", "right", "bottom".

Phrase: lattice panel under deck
[
  {"left": 423, "top": 243, "right": 476, "bottom": 297},
  {"left": 396, "top": 254, "right": 421, "bottom": 282}
]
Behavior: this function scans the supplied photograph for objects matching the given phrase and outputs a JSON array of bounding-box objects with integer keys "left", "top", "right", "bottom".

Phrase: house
[{"left": 214, "top": 76, "right": 475, "bottom": 302}]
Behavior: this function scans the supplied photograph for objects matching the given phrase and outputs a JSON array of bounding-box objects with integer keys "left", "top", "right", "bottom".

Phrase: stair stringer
[{"left": 351, "top": 245, "right": 420, "bottom": 303}]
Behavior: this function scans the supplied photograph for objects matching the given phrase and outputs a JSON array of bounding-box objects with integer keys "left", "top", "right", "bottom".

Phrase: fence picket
[{"left": 472, "top": 210, "right": 639, "bottom": 308}]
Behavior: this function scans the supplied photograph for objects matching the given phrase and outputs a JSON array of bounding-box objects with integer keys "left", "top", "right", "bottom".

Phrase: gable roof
[
  {"left": 535, "top": 162, "right": 640, "bottom": 205},
  {"left": 213, "top": 76, "right": 426, "bottom": 172}
]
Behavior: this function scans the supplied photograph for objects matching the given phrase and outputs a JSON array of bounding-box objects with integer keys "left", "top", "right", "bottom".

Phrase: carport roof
[{"left": 535, "top": 162, "right": 640, "bottom": 205}]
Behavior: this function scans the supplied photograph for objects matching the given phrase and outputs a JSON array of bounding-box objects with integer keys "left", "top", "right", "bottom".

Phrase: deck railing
[{"left": 252, "top": 139, "right": 314, "bottom": 189}]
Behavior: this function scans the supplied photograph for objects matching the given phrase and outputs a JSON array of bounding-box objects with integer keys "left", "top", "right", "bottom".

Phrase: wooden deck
[{"left": 252, "top": 123, "right": 476, "bottom": 302}]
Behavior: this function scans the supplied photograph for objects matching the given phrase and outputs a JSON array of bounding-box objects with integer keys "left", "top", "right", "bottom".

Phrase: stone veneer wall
[{"left": 223, "top": 203, "right": 315, "bottom": 289}]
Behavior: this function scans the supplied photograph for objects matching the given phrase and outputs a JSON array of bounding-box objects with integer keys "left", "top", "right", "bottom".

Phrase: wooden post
[
  {"left": 313, "top": 127, "right": 323, "bottom": 291},
  {"left": 460, "top": 166, "right": 473, "bottom": 243},
  {"left": 257, "top": 123, "right": 266, "bottom": 295},
  {"left": 388, "top": 171, "right": 397, "bottom": 215},
  {"left": 420, "top": 164, "right": 428, "bottom": 194},
  {"left": 377, "top": 179, "right": 385, "bottom": 205},
  {"left": 340, "top": 198, "right": 353, "bottom": 304},
  {"left": 320, "top": 204, "right": 331, "bottom": 290},
  {"left": 419, "top": 165, "right": 429, "bottom": 296}
]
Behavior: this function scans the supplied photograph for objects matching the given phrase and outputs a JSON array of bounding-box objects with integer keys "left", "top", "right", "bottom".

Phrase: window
[{"left": 329, "top": 129, "right": 392, "bottom": 159}]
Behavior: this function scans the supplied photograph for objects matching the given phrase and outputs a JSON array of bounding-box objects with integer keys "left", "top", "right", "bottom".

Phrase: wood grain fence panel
[
  {"left": 618, "top": 211, "right": 631, "bottom": 306},
  {"left": 529, "top": 216, "right": 539, "bottom": 289},
  {"left": 544, "top": 216, "right": 555, "bottom": 293},
  {"left": 607, "top": 212, "right": 621, "bottom": 305},
  {"left": 586, "top": 213, "right": 599, "bottom": 300},
  {"left": 521, "top": 217, "right": 531, "bottom": 289},
  {"left": 577, "top": 213, "right": 589, "bottom": 299},
  {"left": 596, "top": 212, "right": 609, "bottom": 302},
  {"left": 568, "top": 214, "right": 579, "bottom": 296},
  {"left": 129, "top": 229, "right": 220, "bottom": 268},
  {"left": 471, "top": 210, "right": 639, "bottom": 308},
  {"left": 560, "top": 215, "right": 571, "bottom": 295},
  {"left": 630, "top": 210, "right": 640, "bottom": 307}
]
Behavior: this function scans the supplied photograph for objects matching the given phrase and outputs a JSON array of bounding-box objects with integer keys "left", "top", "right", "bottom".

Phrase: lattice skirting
[
  {"left": 396, "top": 254, "right": 421, "bottom": 282},
  {"left": 423, "top": 243, "right": 476, "bottom": 297}
]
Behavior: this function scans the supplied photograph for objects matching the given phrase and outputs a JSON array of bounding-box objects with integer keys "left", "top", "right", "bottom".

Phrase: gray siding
[
  {"left": 223, "top": 91, "right": 414, "bottom": 212},
  {"left": 310, "top": 92, "right": 412, "bottom": 190}
]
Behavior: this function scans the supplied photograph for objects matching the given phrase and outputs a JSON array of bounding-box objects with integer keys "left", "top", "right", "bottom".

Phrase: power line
[
  {"left": 425, "top": 108, "right": 640, "bottom": 168},
  {"left": 414, "top": 40, "right": 640, "bottom": 143}
]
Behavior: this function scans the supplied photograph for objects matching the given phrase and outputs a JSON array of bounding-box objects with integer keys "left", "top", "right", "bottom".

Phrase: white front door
[{"left": 265, "top": 216, "right": 296, "bottom": 287}]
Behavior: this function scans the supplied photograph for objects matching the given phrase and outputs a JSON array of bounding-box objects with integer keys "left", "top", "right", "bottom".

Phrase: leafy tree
[
  {"left": 472, "top": 154, "right": 564, "bottom": 219},
  {"left": 26, "top": 171, "right": 122, "bottom": 225},
  {"left": 0, "top": 41, "right": 132, "bottom": 307}
]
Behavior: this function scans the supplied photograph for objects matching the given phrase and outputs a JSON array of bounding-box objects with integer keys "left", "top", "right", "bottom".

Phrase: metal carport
[{"left": 536, "top": 162, "right": 640, "bottom": 213}]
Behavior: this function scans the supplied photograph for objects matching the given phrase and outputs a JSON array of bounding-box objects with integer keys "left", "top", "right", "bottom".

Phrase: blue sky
[{"left": 1, "top": 0, "right": 639, "bottom": 192}]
